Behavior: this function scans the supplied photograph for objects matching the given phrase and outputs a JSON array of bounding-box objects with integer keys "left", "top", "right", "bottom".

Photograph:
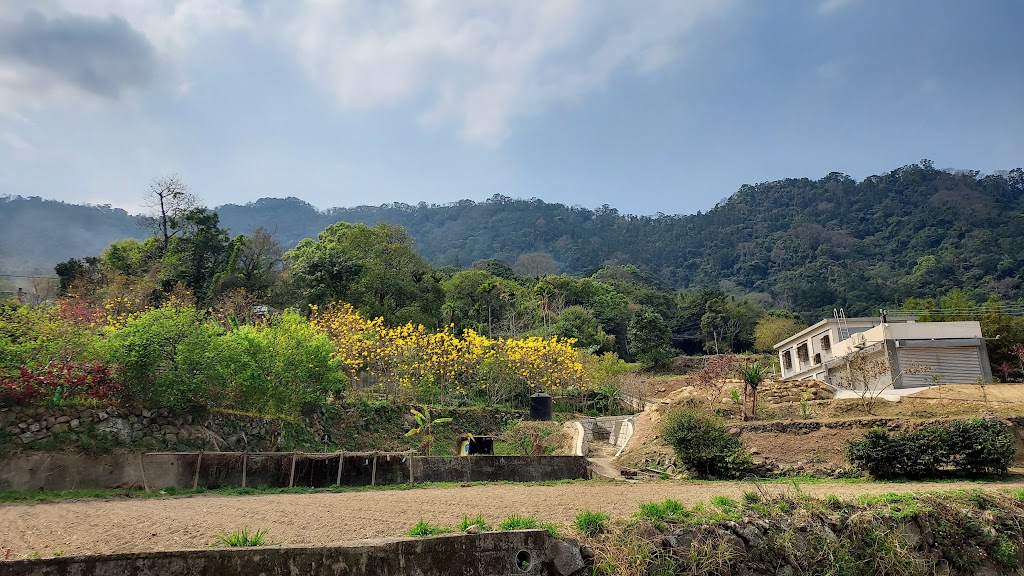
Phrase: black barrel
[{"left": 529, "top": 392, "right": 552, "bottom": 421}]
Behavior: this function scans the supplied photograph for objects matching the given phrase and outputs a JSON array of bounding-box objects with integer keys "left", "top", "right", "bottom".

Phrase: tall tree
[{"left": 143, "top": 175, "right": 198, "bottom": 251}]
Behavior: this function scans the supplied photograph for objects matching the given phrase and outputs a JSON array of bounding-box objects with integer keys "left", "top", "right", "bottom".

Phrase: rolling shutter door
[{"left": 897, "top": 347, "right": 981, "bottom": 387}]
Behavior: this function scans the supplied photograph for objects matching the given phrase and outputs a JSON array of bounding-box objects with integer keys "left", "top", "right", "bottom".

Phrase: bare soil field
[{"left": 4, "top": 479, "right": 1024, "bottom": 559}]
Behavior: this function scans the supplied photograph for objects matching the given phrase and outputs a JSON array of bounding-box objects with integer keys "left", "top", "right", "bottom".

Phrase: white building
[{"left": 773, "top": 316, "right": 992, "bottom": 390}]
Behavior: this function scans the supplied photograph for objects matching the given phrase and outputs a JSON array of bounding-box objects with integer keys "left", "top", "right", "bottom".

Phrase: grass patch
[
  {"left": 457, "top": 514, "right": 490, "bottom": 531},
  {"left": 408, "top": 519, "right": 451, "bottom": 537},
  {"left": 498, "top": 514, "right": 539, "bottom": 531},
  {"left": 215, "top": 528, "right": 268, "bottom": 547},
  {"left": 574, "top": 510, "right": 610, "bottom": 536}
]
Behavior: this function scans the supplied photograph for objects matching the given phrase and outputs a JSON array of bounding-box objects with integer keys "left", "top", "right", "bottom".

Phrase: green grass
[
  {"left": 499, "top": 514, "right": 540, "bottom": 531},
  {"left": 408, "top": 519, "right": 451, "bottom": 537},
  {"left": 457, "top": 514, "right": 490, "bottom": 531},
  {"left": 574, "top": 510, "right": 610, "bottom": 536},
  {"left": 215, "top": 528, "right": 268, "bottom": 547}
]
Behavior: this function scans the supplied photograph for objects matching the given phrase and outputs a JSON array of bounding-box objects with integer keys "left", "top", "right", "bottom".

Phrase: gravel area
[{"left": 4, "top": 478, "right": 1024, "bottom": 558}]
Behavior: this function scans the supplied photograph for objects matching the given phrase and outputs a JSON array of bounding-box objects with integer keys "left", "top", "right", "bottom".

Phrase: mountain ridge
[{"left": 2, "top": 162, "right": 1022, "bottom": 317}]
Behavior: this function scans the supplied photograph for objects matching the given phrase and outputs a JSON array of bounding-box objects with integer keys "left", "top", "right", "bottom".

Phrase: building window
[
  {"left": 821, "top": 335, "right": 831, "bottom": 351},
  {"left": 813, "top": 353, "right": 821, "bottom": 365},
  {"left": 796, "top": 343, "right": 809, "bottom": 362},
  {"left": 782, "top": 350, "right": 793, "bottom": 370}
]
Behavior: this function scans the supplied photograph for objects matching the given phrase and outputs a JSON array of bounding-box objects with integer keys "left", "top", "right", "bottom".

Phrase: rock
[
  {"left": 70, "top": 419, "right": 80, "bottom": 429},
  {"left": 18, "top": 422, "right": 27, "bottom": 430},
  {"left": 464, "top": 524, "right": 484, "bottom": 534},
  {"left": 79, "top": 410, "right": 93, "bottom": 422},
  {"left": 164, "top": 433, "right": 178, "bottom": 444},
  {"left": 775, "top": 565, "right": 794, "bottom": 576},
  {"left": 545, "top": 539, "right": 584, "bottom": 576},
  {"left": 96, "top": 411, "right": 109, "bottom": 421},
  {"left": 933, "top": 559, "right": 950, "bottom": 576},
  {"left": 54, "top": 416, "right": 70, "bottom": 424},
  {"left": 579, "top": 545, "right": 594, "bottom": 561},
  {"left": 28, "top": 423, "right": 40, "bottom": 432},
  {"left": 630, "top": 521, "right": 663, "bottom": 545},
  {"left": 142, "top": 409, "right": 153, "bottom": 418},
  {"left": 51, "top": 423, "right": 69, "bottom": 434},
  {"left": 901, "top": 521, "right": 923, "bottom": 550},
  {"left": 19, "top": 432, "right": 34, "bottom": 443},
  {"left": 46, "top": 416, "right": 56, "bottom": 427}
]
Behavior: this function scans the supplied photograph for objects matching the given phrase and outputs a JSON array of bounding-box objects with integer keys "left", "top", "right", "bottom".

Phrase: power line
[{"left": 0, "top": 274, "right": 59, "bottom": 279}]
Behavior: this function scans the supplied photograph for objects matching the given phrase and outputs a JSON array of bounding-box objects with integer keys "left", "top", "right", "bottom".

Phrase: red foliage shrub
[{"left": 0, "top": 362, "right": 121, "bottom": 405}]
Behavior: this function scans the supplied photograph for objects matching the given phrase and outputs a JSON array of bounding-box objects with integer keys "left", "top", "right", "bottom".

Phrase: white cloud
[
  {"left": 1, "top": 130, "right": 34, "bottom": 152},
  {"left": 817, "top": 0, "right": 854, "bottom": 15},
  {"left": 283, "top": 0, "right": 732, "bottom": 146}
]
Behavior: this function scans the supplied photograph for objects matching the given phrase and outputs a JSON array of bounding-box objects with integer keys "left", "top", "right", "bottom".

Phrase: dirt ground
[{"left": 4, "top": 478, "right": 1024, "bottom": 559}]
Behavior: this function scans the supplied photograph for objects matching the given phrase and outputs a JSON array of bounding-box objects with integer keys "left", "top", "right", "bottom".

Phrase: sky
[{"left": 0, "top": 0, "right": 1021, "bottom": 216}]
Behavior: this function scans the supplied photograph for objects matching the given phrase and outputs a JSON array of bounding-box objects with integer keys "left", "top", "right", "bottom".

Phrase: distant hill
[{"left": 2, "top": 162, "right": 1022, "bottom": 316}]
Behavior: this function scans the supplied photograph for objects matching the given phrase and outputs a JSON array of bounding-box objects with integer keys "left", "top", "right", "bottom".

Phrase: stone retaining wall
[
  {"left": 0, "top": 404, "right": 292, "bottom": 451},
  {"left": 757, "top": 379, "right": 835, "bottom": 404}
]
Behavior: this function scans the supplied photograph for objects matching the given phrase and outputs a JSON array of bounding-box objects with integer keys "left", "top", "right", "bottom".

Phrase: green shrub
[
  {"left": 101, "top": 305, "right": 222, "bottom": 410},
  {"left": 499, "top": 514, "right": 539, "bottom": 531},
  {"left": 574, "top": 510, "right": 610, "bottom": 536},
  {"left": 660, "top": 408, "right": 752, "bottom": 478},
  {"left": 208, "top": 311, "right": 344, "bottom": 416},
  {"left": 408, "top": 519, "right": 450, "bottom": 537},
  {"left": 216, "top": 528, "right": 268, "bottom": 546},
  {"left": 847, "top": 419, "right": 1015, "bottom": 479},
  {"left": 945, "top": 419, "right": 1016, "bottom": 475},
  {"left": 457, "top": 514, "right": 490, "bottom": 531}
]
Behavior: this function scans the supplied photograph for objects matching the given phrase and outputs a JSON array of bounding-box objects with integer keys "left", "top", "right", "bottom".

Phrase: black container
[{"left": 529, "top": 392, "right": 553, "bottom": 421}]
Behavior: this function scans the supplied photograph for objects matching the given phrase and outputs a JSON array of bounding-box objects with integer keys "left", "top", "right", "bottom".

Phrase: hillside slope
[{"left": 2, "top": 163, "right": 1022, "bottom": 316}]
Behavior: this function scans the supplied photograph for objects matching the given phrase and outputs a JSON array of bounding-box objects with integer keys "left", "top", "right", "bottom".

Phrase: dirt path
[{"left": 4, "top": 479, "right": 1024, "bottom": 558}]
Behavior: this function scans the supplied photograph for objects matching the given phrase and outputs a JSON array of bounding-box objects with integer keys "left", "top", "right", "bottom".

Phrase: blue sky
[{"left": 0, "top": 0, "right": 1021, "bottom": 216}]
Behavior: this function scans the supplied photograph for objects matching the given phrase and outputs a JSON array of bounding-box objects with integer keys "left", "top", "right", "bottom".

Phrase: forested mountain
[{"left": 3, "top": 162, "right": 1023, "bottom": 318}]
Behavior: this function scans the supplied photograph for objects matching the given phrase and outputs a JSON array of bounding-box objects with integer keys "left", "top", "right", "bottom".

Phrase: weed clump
[
  {"left": 215, "top": 528, "right": 268, "bottom": 547},
  {"left": 574, "top": 510, "right": 610, "bottom": 536}
]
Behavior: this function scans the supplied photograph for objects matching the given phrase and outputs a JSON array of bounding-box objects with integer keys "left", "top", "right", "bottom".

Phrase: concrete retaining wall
[
  {"left": 0, "top": 453, "right": 590, "bottom": 491},
  {"left": 3, "top": 530, "right": 556, "bottom": 576},
  {"left": 567, "top": 416, "right": 635, "bottom": 457}
]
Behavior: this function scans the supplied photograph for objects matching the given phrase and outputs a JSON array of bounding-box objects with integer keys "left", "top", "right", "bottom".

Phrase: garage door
[{"left": 896, "top": 347, "right": 982, "bottom": 387}]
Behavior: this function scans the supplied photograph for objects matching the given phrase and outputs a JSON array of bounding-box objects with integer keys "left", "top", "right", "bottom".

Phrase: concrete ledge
[{"left": 3, "top": 530, "right": 554, "bottom": 576}]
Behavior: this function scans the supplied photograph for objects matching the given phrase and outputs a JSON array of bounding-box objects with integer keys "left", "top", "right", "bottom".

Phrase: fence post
[
  {"left": 371, "top": 452, "right": 378, "bottom": 486},
  {"left": 408, "top": 452, "right": 414, "bottom": 486},
  {"left": 289, "top": 452, "right": 298, "bottom": 488},
  {"left": 192, "top": 450, "right": 203, "bottom": 490},
  {"left": 335, "top": 451, "right": 344, "bottom": 486},
  {"left": 140, "top": 454, "right": 149, "bottom": 492},
  {"left": 241, "top": 451, "right": 248, "bottom": 489}
]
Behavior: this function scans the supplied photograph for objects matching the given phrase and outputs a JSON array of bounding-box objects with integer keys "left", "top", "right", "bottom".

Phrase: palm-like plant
[
  {"left": 404, "top": 406, "right": 453, "bottom": 456},
  {"left": 740, "top": 363, "right": 767, "bottom": 420}
]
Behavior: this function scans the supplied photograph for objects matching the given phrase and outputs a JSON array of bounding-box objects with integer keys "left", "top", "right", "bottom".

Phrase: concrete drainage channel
[
  {"left": 3, "top": 530, "right": 587, "bottom": 576},
  {"left": 566, "top": 415, "right": 636, "bottom": 458}
]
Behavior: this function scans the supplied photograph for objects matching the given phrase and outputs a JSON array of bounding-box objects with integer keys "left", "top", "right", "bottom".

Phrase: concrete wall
[
  {"left": 3, "top": 530, "right": 556, "bottom": 576},
  {"left": 565, "top": 416, "right": 635, "bottom": 457},
  {"left": 0, "top": 453, "right": 589, "bottom": 491},
  {"left": 414, "top": 456, "right": 590, "bottom": 483}
]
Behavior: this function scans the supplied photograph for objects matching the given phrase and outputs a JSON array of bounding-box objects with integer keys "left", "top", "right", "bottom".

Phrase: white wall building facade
[{"left": 773, "top": 317, "right": 992, "bottom": 390}]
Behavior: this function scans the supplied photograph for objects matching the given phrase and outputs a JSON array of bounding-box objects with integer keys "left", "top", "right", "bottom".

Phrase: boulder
[{"left": 545, "top": 538, "right": 584, "bottom": 576}]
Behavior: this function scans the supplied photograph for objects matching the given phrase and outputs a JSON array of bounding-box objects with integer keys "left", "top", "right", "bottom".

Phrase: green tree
[
  {"left": 285, "top": 222, "right": 442, "bottom": 325},
  {"left": 753, "top": 315, "right": 805, "bottom": 352},
  {"left": 626, "top": 306, "right": 672, "bottom": 367}
]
